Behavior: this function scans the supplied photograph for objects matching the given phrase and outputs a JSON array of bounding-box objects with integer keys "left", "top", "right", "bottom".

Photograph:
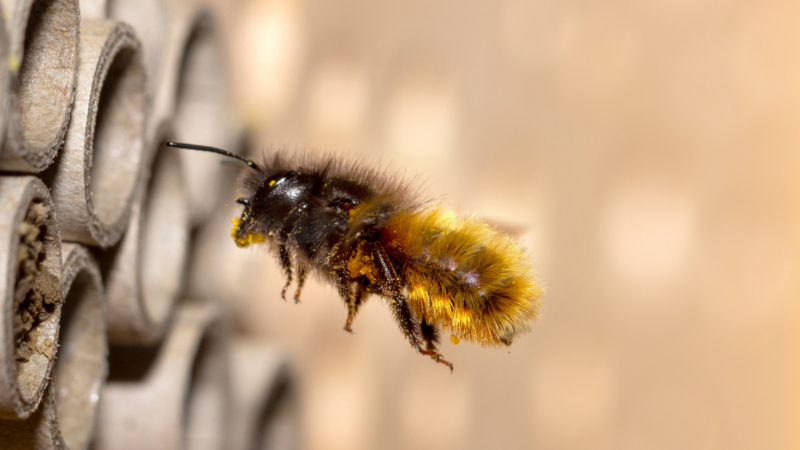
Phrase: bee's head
[
  {"left": 232, "top": 169, "right": 303, "bottom": 247},
  {"left": 164, "top": 142, "right": 271, "bottom": 248},
  {"left": 230, "top": 197, "right": 264, "bottom": 247}
]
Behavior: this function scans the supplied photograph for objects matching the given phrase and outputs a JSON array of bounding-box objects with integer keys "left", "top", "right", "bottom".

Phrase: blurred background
[{"left": 195, "top": 0, "right": 800, "bottom": 449}]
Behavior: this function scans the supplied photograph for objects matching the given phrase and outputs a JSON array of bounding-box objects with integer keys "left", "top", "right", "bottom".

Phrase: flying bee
[{"left": 168, "top": 142, "right": 543, "bottom": 371}]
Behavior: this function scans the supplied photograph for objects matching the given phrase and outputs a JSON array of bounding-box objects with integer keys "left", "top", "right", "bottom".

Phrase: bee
[{"left": 167, "top": 142, "right": 543, "bottom": 371}]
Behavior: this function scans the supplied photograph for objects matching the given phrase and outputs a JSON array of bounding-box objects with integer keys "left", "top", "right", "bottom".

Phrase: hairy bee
[{"left": 168, "top": 142, "right": 543, "bottom": 371}]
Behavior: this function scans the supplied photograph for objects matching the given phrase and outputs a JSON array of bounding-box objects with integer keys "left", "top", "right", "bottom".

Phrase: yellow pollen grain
[
  {"left": 269, "top": 180, "right": 276, "bottom": 187},
  {"left": 450, "top": 334, "right": 460, "bottom": 345},
  {"left": 348, "top": 204, "right": 366, "bottom": 222},
  {"left": 230, "top": 218, "right": 240, "bottom": 238},
  {"left": 230, "top": 217, "right": 266, "bottom": 248}
]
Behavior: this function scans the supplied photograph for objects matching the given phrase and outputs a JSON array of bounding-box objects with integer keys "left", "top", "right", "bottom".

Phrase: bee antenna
[{"left": 166, "top": 142, "right": 265, "bottom": 175}]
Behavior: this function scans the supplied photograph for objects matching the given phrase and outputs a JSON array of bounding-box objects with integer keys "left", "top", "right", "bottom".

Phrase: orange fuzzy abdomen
[{"left": 382, "top": 204, "right": 542, "bottom": 346}]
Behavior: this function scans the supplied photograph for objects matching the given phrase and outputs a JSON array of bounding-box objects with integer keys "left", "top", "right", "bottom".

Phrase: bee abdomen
[{"left": 383, "top": 205, "right": 542, "bottom": 346}]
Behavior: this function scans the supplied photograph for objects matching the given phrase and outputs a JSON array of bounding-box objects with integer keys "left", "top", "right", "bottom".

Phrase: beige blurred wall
[{"left": 205, "top": 0, "right": 800, "bottom": 449}]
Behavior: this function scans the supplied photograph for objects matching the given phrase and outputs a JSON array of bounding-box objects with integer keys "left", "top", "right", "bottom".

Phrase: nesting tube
[
  {"left": 0, "top": 244, "right": 106, "bottom": 449},
  {"left": 94, "top": 303, "right": 231, "bottom": 450},
  {"left": 229, "top": 339, "right": 300, "bottom": 450},
  {"left": 0, "top": 13, "right": 10, "bottom": 156},
  {"left": 48, "top": 19, "right": 146, "bottom": 247},
  {"left": 154, "top": 2, "right": 235, "bottom": 224},
  {"left": 107, "top": 0, "right": 167, "bottom": 117},
  {"left": 103, "top": 123, "right": 190, "bottom": 344},
  {"left": 0, "top": 176, "right": 62, "bottom": 419},
  {"left": 0, "top": 0, "right": 80, "bottom": 172},
  {"left": 52, "top": 243, "right": 106, "bottom": 449}
]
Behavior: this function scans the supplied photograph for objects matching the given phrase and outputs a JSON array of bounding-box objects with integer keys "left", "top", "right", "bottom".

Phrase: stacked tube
[{"left": 0, "top": 1, "right": 298, "bottom": 449}]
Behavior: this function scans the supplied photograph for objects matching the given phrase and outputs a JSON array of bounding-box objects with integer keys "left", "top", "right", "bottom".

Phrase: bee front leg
[{"left": 278, "top": 242, "right": 293, "bottom": 301}]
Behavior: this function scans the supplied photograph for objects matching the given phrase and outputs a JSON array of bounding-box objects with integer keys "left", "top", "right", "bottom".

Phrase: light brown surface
[{"left": 200, "top": 0, "right": 800, "bottom": 449}]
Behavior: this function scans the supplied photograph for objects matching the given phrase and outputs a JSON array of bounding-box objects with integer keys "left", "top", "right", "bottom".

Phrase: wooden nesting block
[
  {"left": 0, "top": 176, "right": 62, "bottom": 419},
  {"left": 101, "top": 122, "right": 190, "bottom": 345},
  {"left": 153, "top": 1, "right": 236, "bottom": 224},
  {"left": 0, "top": 244, "right": 106, "bottom": 449},
  {"left": 48, "top": 19, "right": 146, "bottom": 247},
  {"left": 94, "top": 302, "right": 231, "bottom": 450},
  {"left": 0, "top": 0, "right": 80, "bottom": 172},
  {"left": 229, "top": 339, "right": 300, "bottom": 450}
]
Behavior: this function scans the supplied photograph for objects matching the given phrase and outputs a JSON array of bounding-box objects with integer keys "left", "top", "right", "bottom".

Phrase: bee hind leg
[
  {"left": 420, "top": 320, "right": 439, "bottom": 351},
  {"left": 371, "top": 243, "right": 453, "bottom": 373},
  {"left": 419, "top": 320, "right": 453, "bottom": 372}
]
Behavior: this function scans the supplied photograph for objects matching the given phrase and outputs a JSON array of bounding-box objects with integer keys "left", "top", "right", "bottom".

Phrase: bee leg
[
  {"left": 418, "top": 320, "right": 454, "bottom": 372},
  {"left": 278, "top": 243, "right": 293, "bottom": 301},
  {"left": 344, "top": 282, "right": 368, "bottom": 334},
  {"left": 420, "top": 320, "right": 439, "bottom": 352},
  {"left": 371, "top": 243, "right": 452, "bottom": 371},
  {"left": 330, "top": 265, "right": 358, "bottom": 333},
  {"left": 293, "top": 267, "right": 306, "bottom": 304}
]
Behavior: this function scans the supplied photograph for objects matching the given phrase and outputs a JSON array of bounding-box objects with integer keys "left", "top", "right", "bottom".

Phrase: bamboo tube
[
  {"left": 52, "top": 243, "right": 105, "bottom": 450},
  {"left": 0, "top": 176, "right": 62, "bottom": 419},
  {"left": 94, "top": 302, "right": 231, "bottom": 450},
  {"left": 107, "top": 0, "right": 167, "bottom": 120},
  {"left": 152, "top": 1, "right": 235, "bottom": 224},
  {"left": 48, "top": 19, "right": 146, "bottom": 247},
  {"left": 229, "top": 339, "right": 300, "bottom": 450},
  {"left": 102, "top": 122, "right": 190, "bottom": 344},
  {"left": 0, "top": 13, "right": 10, "bottom": 155},
  {"left": 0, "top": 0, "right": 80, "bottom": 172},
  {"left": 0, "top": 244, "right": 106, "bottom": 449}
]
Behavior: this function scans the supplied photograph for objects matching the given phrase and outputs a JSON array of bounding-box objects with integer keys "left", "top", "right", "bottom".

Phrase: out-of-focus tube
[
  {"left": 103, "top": 122, "right": 190, "bottom": 344},
  {"left": 153, "top": 1, "right": 235, "bottom": 224},
  {"left": 229, "top": 339, "right": 300, "bottom": 450},
  {"left": 94, "top": 302, "right": 231, "bottom": 450}
]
